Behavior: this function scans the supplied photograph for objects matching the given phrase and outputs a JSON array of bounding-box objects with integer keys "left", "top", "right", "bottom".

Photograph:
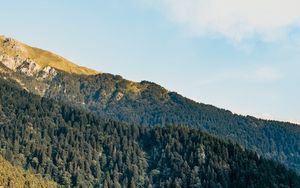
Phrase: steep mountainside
[
  {"left": 0, "top": 36, "right": 299, "bottom": 173},
  {"left": 0, "top": 78, "right": 299, "bottom": 187},
  {"left": 0, "top": 35, "right": 98, "bottom": 75},
  {"left": 45, "top": 73, "right": 300, "bottom": 173},
  {"left": 0, "top": 155, "right": 56, "bottom": 188}
]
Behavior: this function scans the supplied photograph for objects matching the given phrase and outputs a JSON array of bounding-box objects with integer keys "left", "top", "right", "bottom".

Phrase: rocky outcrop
[
  {"left": 16, "top": 59, "right": 41, "bottom": 76},
  {"left": 0, "top": 52, "right": 57, "bottom": 79},
  {"left": 2, "top": 37, "right": 26, "bottom": 53},
  {"left": 0, "top": 36, "right": 53, "bottom": 78},
  {"left": 0, "top": 54, "right": 23, "bottom": 71},
  {"left": 40, "top": 66, "right": 57, "bottom": 79},
  {"left": 0, "top": 35, "right": 98, "bottom": 75}
]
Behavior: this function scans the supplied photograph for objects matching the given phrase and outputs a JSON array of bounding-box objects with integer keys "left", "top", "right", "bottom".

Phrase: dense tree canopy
[
  {"left": 0, "top": 78, "right": 299, "bottom": 187},
  {"left": 42, "top": 72, "right": 300, "bottom": 173},
  {"left": 1, "top": 66, "right": 299, "bottom": 174}
]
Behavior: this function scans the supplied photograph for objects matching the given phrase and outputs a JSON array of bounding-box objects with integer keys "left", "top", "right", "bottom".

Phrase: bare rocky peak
[
  {"left": 0, "top": 35, "right": 57, "bottom": 79},
  {"left": 0, "top": 35, "right": 98, "bottom": 75}
]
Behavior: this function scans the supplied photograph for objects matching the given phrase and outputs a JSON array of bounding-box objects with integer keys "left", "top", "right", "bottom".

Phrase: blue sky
[{"left": 1, "top": 0, "right": 300, "bottom": 123}]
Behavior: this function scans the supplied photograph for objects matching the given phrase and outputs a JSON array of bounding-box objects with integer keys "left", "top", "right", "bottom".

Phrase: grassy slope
[
  {"left": 0, "top": 155, "right": 57, "bottom": 188},
  {"left": 0, "top": 35, "right": 98, "bottom": 75}
]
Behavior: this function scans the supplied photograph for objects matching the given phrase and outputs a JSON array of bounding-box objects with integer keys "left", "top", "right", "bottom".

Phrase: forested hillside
[
  {"left": 0, "top": 78, "right": 299, "bottom": 187},
  {"left": 1, "top": 36, "right": 300, "bottom": 173},
  {"left": 44, "top": 72, "right": 300, "bottom": 173},
  {"left": 0, "top": 155, "right": 56, "bottom": 188}
]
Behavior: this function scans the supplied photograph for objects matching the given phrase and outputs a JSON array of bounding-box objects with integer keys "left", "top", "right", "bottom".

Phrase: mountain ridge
[
  {"left": 0, "top": 35, "right": 299, "bottom": 174},
  {"left": 1, "top": 35, "right": 298, "bottom": 125},
  {"left": 0, "top": 35, "right": 98, "bottom": 75},
  {"left": 0, "top": 35, "right": 298, "bottom": 125}
]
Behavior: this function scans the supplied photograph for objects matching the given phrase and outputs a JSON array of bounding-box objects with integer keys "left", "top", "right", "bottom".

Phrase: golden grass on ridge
[{"left": 0, "top": 35, "right": 98, "bottom": 75}]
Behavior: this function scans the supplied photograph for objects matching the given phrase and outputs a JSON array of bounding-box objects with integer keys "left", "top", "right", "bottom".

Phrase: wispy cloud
[
  {"left": 146, "top": 0, "right": 300, "bottom": 42},
  {"left": 197, "top": 66, "right": 283, "bottom": 86},
  {"left": 238, "top": 112, "right": 300, "bottom": 125},
  {"left": 254, "top": 67, "right": 283, "bottom": 81}
]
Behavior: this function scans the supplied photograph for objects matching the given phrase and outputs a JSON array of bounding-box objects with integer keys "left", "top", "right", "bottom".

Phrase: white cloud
[
  {"left": 254, "top": 67, "right": 283, "bottom": 81},
  {"left": 150, "top": 0, "right": 300, "bottom": 42},
  {"left": 197, "top": 66, "right": 283, "bottom": 86},
  {"left": 237, "top": 112, "right": 300, "bottom": 125}
]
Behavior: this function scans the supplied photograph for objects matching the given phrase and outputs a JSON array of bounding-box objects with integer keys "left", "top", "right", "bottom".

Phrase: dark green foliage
[
  {"left": 142, "top": 126, "right": 300, "bottom": 188},
  {"left": 0, "top": 78, "right": 299, "bottom": 187},
  {"left": 41, "top": 73, "right": 300, "bottom": 173}
]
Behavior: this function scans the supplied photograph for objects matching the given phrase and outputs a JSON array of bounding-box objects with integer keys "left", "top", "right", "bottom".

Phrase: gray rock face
[
  {"left": 40, "top": 66, "right": 57, "bottom": 79},
  {"left": 17, "top": 59, "right": 41, "bottom": 76},
  {"left": 0, "top": 36, "right": 57, "bottom": 80},
  {"left": 0, "top": 54, "right": 23, "bottom": 71},
  {"left": 0, "top": 53, "right": 57, "bottom": 79}
]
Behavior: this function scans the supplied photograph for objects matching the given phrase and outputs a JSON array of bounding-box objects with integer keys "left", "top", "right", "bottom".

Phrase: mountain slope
[
  {"left": 0, "top": 35, "right": 98, "bottom": 75},
  {"left": 0, "top": 36, "right": 299, "bottom": 173},
  {"left": 0, "top": 77, "right": 299, "bottom": 187},
  {"left": 29, "top": 70, "right": 300, "bottom": 173},
  {"left": 0, "top": 155, "right": 56, "bottom": 188}
]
